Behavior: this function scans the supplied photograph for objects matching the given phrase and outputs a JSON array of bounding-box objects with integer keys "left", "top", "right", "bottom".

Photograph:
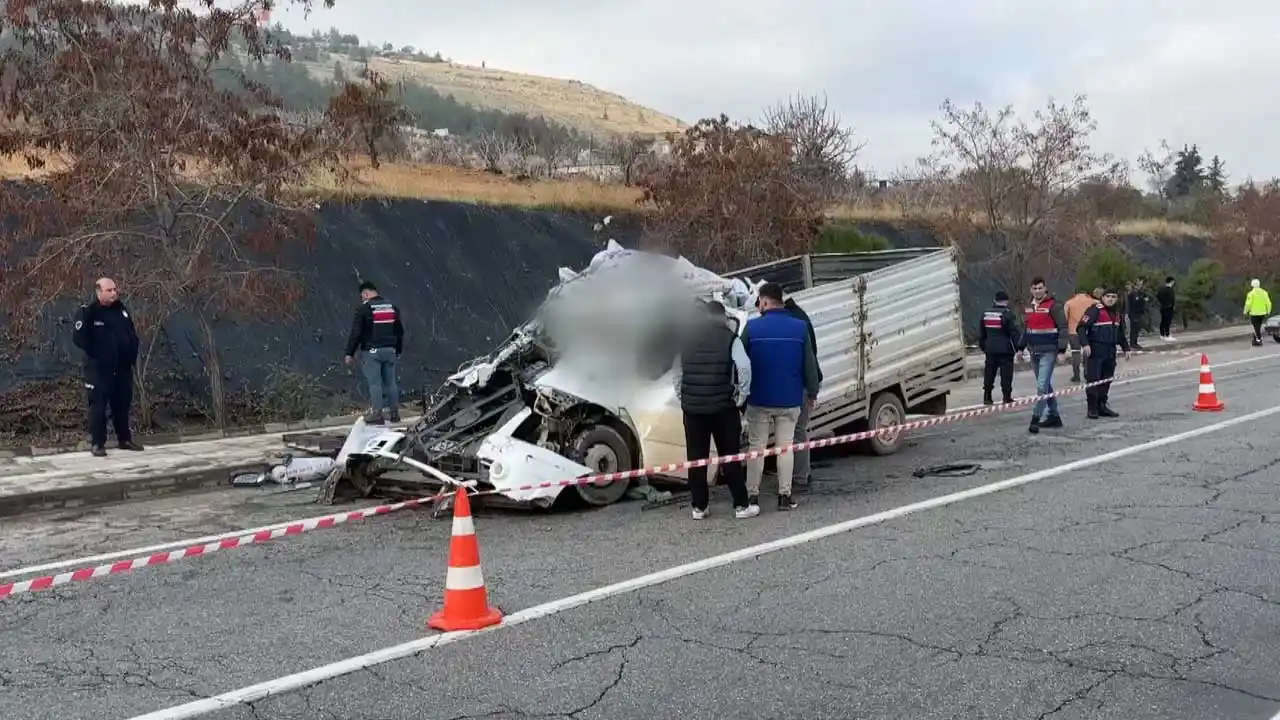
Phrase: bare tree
[
  {"left": 0, "top": 0, "right": 406, "bottom": 429},
  {"left": 927, "top": 95, "right": 1125, "bottom": 297},
  {"left": 536, "top": 133, "right": 579, "bottom": 178},
  {"left": 762, "top": 93, "right": 865, "bottom": 203},
  {"left": 474, "top": 130, "right": 517, "bottom": 173},
  {"left": 604, "top": 133, "right": 652, "bottom": 185},
  {"left": 639, "top": 115, "right": 825, "bottom": 270}
]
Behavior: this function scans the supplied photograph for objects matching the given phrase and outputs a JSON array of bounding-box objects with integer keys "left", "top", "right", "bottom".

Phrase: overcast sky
[{"left": 272, "top": 0, "right": 1279, "bottom": 184}]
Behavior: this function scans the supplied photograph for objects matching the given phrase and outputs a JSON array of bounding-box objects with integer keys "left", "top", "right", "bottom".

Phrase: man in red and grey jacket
[
  {"left": 1021, "top": 276, "right": 1068, "bottom": 434},
  {"left": 344, "top": 281, "right": 405, "bottom": 424}
]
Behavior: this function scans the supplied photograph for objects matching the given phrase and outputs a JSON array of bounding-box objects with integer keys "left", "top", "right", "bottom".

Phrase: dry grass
[
  {"left": 828, "top": 199, "right": 1213, "bottom": 238},
  {"left": 0, "top": 153, "right": 1216, "bottom": 237},
  {"left": 1108, "top": 218, "right": 1213, "bottom": 238},
  {"left": 314, "top": 56, "right": 686, "bottom": 139},
  {"left": 310, "top": 161, "right": 646, "bottom": 212}
]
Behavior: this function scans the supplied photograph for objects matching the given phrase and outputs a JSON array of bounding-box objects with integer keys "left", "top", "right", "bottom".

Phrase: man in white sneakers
[{"left": 672, "top": 301, "right": 757, "bottom": 520}]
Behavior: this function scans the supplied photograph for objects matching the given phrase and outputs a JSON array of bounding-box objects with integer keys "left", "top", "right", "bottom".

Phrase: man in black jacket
[
  {"left": 672, "top": 301, "right": 756, "bottom": 520},
  {"left": 978, "top": 290, "right": 1020, "bottom": 405},
  {"left": 344, "top": 281, "right": 405, "bottom": 424},
  {"left": 1125, "top": 279, "right": 1147, "bottom": 350},
  {"left": 1156, "top": 276, "right": 1177, "bottom": 340},
  {"left": 784, "top": 296, "right": 822, "bottom": 488},
  {"left": 72, "top": 278, "right": 143, "bottom": 457}
]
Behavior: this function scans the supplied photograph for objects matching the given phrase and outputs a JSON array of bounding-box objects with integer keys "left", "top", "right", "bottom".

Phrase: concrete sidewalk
[
  {"left": 0, "top": 418, "right": 415, "bottom": 518},
  {"left": 961, "top": 324, "right": 1249, "bottom": 380}
]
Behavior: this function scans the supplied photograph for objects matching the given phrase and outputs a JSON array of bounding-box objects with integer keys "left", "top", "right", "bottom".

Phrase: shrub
[{"left": 813, "top": 223, "right": 890, "bottom": 253}]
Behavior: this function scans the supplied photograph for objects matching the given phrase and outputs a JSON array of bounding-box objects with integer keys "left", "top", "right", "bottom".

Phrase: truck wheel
[
  {"left": 1272, "top": 333, "right": 1280, "bottom": 344},
  {"left": 568, "top": 424, "right": 634, "bottom": 506},
  {"left": 864, "top": 392, "right": 906, "bottom": 456}
]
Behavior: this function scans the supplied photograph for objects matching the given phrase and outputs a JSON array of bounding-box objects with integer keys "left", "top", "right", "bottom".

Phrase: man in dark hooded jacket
[{"left": 784, "top": 296, "right": 823, "bottom": 488}]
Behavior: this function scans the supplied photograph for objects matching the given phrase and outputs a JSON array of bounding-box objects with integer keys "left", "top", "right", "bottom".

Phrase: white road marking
[
  {"left": 951, "top": 352, "right": 1280, "bottom": 412},
  {"left": 13, "top": 350, "right": 1280, "bottom": 582},
  {"left": 126, "top": 401, "right": 1280, "bottom": 720}
]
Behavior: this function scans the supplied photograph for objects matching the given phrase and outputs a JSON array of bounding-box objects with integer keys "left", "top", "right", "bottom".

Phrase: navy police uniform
[
  {"left": 1077, "top": 298, "right": 1129, "bottom": 418},
  {"left": 72, "top": 300, "right": 141, "bottom": 450},
  {"left": 977, "top": 297, "right": 1021, "bottom": 405}
]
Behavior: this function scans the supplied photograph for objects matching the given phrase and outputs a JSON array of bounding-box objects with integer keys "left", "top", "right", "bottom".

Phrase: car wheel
[{"left": 567, "top": 424, "right": 634, "bottom": 506}]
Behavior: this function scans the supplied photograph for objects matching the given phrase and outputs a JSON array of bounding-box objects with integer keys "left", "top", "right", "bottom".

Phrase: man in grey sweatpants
[{"left": 783, "top": 295, "right": 822, "bottom": 488}]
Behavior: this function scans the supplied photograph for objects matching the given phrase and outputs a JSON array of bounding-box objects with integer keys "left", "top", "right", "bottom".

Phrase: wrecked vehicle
[{"left": 303, "top": 240, "right": 967, "bottom": 511}]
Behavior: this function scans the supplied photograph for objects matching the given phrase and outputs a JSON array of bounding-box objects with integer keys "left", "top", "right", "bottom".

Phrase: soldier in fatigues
[
  {"left": 978, "top": 290, "right": 1021, "bottom": 405},
  {"left": 1077, "top": 288, "right": 1130, "bottom": 419}
]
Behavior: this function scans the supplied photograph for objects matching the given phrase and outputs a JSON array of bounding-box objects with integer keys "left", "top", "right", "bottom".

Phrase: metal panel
[
  {"left": 809, "top": 248, "right": 938, "bottom": 286},
  {"left": 728, "top": 247, "right": 940, "bottom": 292},
  {"left": 856, "top": 247, "right": 966, "bottom": 392},
  {"left": 725, "top": 256, "right": 806, "bottom": 292}
]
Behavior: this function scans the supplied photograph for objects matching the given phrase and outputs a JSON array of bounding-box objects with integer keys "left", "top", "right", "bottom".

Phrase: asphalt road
[{"left": 3, "top": 341, "right": 1280, "bottom": 720}]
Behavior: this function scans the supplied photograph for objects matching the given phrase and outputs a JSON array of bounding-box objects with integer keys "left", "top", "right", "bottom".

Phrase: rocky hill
[{"left": 271, "top": 28, "right": 686, "bottom": 138}]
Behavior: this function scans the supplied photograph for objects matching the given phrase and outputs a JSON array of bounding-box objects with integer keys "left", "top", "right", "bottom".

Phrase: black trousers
[
  {"left": 982, "top": 354, "right": 1014, "bottom": 400},
  {"left": 683, "top": 407, "right": 749, "bottom": 510},
  {"left": 1127, "top": 314, "right": 1142, "bottom": 347},
  {"left": 86, "top": 366, "right": 134, "bottom": 446},
  {"left": 1251, "top": 315, "right": 1265, "bottom": 341},
  {"left": 1084, "top": 355, "right": 1117, "bottom": 407},
  {"left": 1159, "top": 307, "right": 1174, "bottom": 337}
]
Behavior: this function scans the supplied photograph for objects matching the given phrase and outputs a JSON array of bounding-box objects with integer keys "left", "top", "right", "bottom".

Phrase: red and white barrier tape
[
  {"left": 0, "top": 351, "right": 1203, "bottom": 599},
  {"left": 0, "top": 495, "right": 441, "bottom": 599},
  {"left": 481, "top": 352, "right": 1202, "bottom": 497}
]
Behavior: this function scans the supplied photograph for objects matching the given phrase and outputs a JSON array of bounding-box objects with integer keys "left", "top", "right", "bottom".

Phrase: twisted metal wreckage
[{"left": 274, "top": 224, "right": 970, "bottom": 516}]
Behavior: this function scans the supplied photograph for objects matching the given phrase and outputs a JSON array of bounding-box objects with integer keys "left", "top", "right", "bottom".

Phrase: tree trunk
[
  {"left": 133, "top": 328, "right": 163, "bottom": 431},
  {"left": 197, "top": 313, "right": 226, "bottom": 430}
]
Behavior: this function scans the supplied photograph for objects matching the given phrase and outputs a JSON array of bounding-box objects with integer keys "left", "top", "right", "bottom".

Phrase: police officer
[
  {"left": 72, "top": 277, "right": 143, "bottom": 457},
  {"left": 344, "top": 281, "right": 405, "bottom": 424},
  {"left": 978, "top": 290, "right": 1020, "bottom": 405},
  {"left": 1078, "top": 288, "right": 1130, "bottom": 419}
]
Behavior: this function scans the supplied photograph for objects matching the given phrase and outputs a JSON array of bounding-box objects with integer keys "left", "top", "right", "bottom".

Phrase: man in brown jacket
[{"left": 1064, "top": 288, "right": 1102, "bottom": 383}]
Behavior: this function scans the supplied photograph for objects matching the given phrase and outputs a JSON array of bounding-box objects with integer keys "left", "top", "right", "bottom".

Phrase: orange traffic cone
[
  {"left": 1192, "top": 353, "right": 1225, "bottom": 412},
  {"left": 427, "top": 487, "right": 503, "bottom": 632}
]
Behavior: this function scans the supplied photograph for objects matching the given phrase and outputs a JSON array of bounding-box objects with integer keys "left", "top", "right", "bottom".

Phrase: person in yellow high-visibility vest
[{"left": 1244, "top": 279, "right": 1273, "bottom": 346}]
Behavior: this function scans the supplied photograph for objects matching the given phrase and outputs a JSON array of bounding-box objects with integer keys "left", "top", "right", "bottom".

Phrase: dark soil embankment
[
  {"left": 850, "top": 221, "right": 1230, "bottom": 331},
  {"left": 0, "top": 199, "right": 625, "bottom": 443}
]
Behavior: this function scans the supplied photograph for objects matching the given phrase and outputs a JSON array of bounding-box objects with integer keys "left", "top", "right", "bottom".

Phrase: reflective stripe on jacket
[{"left": 1023, "top": 295, "right": 1067, "bottom": 352}]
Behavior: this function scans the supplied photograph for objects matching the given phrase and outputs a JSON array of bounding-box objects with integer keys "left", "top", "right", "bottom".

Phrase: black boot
[
  {"left": 1086, "top": 399, "right": 1100, "bottom": 419},
  {"left": 1002, "top": 394, "right": 1014, "bottom": 404},
  {"left": 982, "top": 391, "right": 993, "bottom": 406},
  {"left": 1099, "top": 403, "right": 1119, "bottom": 418}
]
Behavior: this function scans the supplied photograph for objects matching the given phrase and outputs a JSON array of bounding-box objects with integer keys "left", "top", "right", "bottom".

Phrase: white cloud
[{"left": 272, "top": 0, "right": 1280, "bottom": 182}]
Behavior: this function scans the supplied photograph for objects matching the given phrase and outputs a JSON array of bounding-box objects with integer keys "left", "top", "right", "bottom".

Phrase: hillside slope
[{"left": 310, "top": 54, "right": 686, "bottom": 138}]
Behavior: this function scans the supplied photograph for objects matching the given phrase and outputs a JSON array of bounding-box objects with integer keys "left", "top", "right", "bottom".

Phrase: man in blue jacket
[{"left": 742, "top": 282, "right": 821, "bottom": 512}]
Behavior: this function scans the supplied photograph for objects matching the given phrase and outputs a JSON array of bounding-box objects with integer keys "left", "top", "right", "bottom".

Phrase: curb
[
  {"left": 961, "top": 332, "right": 1243, "bottom": 380},
  {"left": 0, "top": 462, "right": 267, "bottom": 519},
  {"left": 0, "top": 409, "right": 420, "bottom": 459}
]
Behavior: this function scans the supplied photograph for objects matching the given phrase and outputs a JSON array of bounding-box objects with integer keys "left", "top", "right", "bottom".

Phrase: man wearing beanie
[
  {"left": 977, "top": 290, "right": 1021, "bottom": 405},
  {"left": 1077, "top": 287, "right": 1129, "bottom": 419}
]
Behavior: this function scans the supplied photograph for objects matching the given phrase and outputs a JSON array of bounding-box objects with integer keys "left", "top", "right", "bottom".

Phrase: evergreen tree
[
  {"left": 1165, "top": 143, "right": 1205, "bottom": 198},
  {"left": 1206, "top": 155, "right": 1228, "bottom": 195}
]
